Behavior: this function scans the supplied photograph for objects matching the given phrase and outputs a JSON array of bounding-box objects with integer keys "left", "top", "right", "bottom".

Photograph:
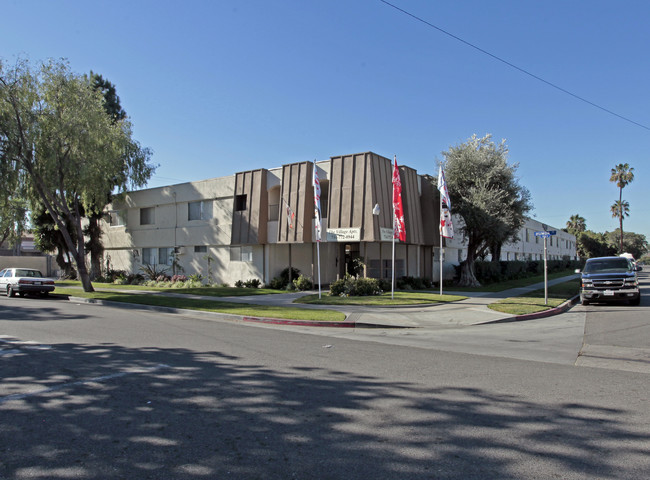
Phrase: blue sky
[{"left": 2, "top": 0, "right": 649, "bottom": 241}]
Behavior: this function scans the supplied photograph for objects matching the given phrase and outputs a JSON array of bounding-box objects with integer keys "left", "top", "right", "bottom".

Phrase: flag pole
[
  {"left": 317, "top": 240, "right": 321, "bottom": 298},
  {"left": 392, "top": 207, "right": 396, "bottom": 300},
  {"left": 313, "top": 160, "right": 322, "bottom": 298},
  {"left": 392, "top": 156, "right": 397, "bottom": 300},
  {"left": 440, "top": 190, "right": 443, "bottom": 296}
]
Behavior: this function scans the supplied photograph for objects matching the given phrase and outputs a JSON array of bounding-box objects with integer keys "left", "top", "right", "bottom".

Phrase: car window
[
  {"left": 584, "top": 259, "right": 632, "bottom": 273},
  {"left": 15, "top": 269, "right": 43, "bottom": 277}
]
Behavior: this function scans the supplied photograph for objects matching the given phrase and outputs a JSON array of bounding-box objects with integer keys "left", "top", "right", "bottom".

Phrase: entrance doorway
[{"left": 341, "top": 243, "right": 361, "bottom": 277}]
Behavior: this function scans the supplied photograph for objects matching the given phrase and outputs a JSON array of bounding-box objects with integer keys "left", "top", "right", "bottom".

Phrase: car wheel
[
  {"left": 7, "top": 286, "right": 16, "bottom": 298},
  {"left": 581, "top": 296, "right": 589, "bottom": 306}
]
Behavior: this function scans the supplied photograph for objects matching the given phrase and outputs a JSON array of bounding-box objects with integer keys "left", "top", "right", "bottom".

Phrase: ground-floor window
[
  {"left": 367, "top": 259, "right": 405, "bottom": 279},
  {"left": 142, "top": 247, "right": 173, "bottom": 266},
  {"left": 230, "top": 246, "right": 253, "bottom": 262}
]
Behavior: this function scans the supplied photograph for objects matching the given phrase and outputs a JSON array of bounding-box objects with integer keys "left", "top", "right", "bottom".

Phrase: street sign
[{"left": 534, "top": 230, "right": 556, "bottom": 238}]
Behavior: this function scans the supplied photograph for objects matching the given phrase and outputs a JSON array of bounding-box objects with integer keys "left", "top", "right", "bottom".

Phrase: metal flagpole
[
  {"left": 392, "top": 212, "right": 396, "bottom": 300},
  {"left": 440, "top": 191, "right": 443, "bottom": 296},
  {"left": 317, "top": 240, "right": 321, "bottom": 299}
]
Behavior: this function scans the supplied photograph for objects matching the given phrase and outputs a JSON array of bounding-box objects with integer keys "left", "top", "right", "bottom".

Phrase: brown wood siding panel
[
  {"left": 231, "top": 170, "right": 267, "bottom": 245},
  {"left": 278, "top": 162, "right": 311, "bottom": 243},
  {"left": 420, "top": 175, "right": 440, "bottom": 247},
  {"left": 400, "top": 165, "right": 424, "bottom": 245},
  {"left": 368, "top": 153, "right": 393, "bottom": 241}
]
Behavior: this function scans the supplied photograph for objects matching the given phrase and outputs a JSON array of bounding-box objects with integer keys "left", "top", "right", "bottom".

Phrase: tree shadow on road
[{"left": 1, "top": 340, "right": 649, "bottom": 479}]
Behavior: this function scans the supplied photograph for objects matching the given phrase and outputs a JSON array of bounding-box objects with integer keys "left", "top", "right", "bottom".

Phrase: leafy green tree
[
  {"left": 0, "top": 58, "right": 155, "bottom": 291},
  {"left": 83, "top": 73, "right": 128, "bottom": 279},
  {"left": 577, "top": 230, "right": 616, "bottom": 258},
  {"left": 609, "top": 163, "right": 634, "bottom": 253},
  {"left": 31, "top": 204, "right": 78, "bottom": 278},
  {"left": 441, "top": 134, "right": 532, "bottom": 287},
  {"left": 605, "top": 229, "right": 648, "bottom": 260},
  {"left": 566, "top": 214, "right": 586, "bottom": 236}
]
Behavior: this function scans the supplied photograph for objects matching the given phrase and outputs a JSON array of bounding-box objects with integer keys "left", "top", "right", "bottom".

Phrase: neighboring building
[
  {"left": 0, "top": 235, "right": 55, "bottom": 275},
  {"left": 101, "top": 152, "right": 576, "bottom": 285}
]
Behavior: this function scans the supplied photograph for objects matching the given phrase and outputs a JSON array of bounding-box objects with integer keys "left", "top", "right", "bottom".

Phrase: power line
[{"left": 379, "top": 0, "right": 650, "bottom": 131}]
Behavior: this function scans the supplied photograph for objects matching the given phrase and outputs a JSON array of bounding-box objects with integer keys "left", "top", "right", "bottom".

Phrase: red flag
[{"left": 392, "top": 156, "right": 406, "bottom": 242}]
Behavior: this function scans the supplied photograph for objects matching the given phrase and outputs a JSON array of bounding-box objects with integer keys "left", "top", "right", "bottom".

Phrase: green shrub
[
  {"left": 353, "top": 277, "right": 383, "bottom": 296},
  {"left": 329, "top": 275, "right": 382, "bottom": 296},
  {"left": 234, "top": 280, "right": 244, "bottom": 288},
  {"left": 244, "top": 278, "right": 261, "bottom": 288},
  {"left": 269, "top": 276, "right": 284, "bottom": 290},
  {"left": 293, "top": 274, "right": 313, "bottom": 291}
]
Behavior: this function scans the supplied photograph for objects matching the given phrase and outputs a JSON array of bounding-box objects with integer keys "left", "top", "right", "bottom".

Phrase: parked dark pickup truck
[{"left": 576, "top": 256, "right": 641, "bottom": 306}]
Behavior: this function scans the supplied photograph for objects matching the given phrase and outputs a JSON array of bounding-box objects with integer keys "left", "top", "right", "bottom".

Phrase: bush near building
[{"left": 465, "top": 259, "right": 582, "bottom": 285}]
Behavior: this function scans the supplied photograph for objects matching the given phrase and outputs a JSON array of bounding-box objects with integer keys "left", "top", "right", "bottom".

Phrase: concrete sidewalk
[
  {"left": 65, "top": 274, "right": 580, "bottom": 329},
  {"left": 176, "top": 273, "right": 580, "bottom": 328}
]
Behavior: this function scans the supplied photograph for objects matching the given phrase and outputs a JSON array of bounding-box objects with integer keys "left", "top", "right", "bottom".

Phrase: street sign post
[{"left": 533, "top": 230, "right": 557, "bottom": 304}]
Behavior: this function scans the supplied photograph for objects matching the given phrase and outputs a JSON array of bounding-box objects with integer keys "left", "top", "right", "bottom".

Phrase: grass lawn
[
  {"left": 54, "top": 288, "right": 345, "bottom": 322},
  {"left": 487, "top": 279, "right": 581, "bottom": 315},
  {"left": 296, "top": 291, "right": 467, "bottom": 306},
  {"left": 448, "top": 270, "right": 579, "bottom": 293},
  {"left": 55, "top": 281, "right": 283, "bottom": 297}
]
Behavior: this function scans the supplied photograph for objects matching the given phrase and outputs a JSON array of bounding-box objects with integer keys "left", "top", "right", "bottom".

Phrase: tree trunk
[
  {"left": 87, "top": 215, "right": 103, "bottom": 280},
  {"left": 75, "top": 250, "right": 94, "bottom": 292},
  {"left": 457, "top": 259, "right": 481, "bottom": 287}
]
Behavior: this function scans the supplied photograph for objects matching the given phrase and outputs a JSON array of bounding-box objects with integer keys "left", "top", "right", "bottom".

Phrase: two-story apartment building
[{"left": 101, "top": 152, "right": 576, "bottom": 285}]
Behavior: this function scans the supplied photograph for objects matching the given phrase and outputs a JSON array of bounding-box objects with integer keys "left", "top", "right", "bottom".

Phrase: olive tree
[
  {"left": 441, "top": 134, "right": 532, "bottom": 287},
  {"left": 0, "top": 58, "right": 154, "bottom": 291}
]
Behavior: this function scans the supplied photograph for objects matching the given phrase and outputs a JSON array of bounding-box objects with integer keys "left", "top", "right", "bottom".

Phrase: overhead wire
[{"left": 379, "top": 0, "right": 650, "bottom": 131}]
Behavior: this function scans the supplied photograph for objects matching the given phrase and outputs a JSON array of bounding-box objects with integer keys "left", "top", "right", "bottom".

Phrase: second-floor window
[
  {"left": 235, "top": 194, "right": 247, "bottom": 212},
  {"left": 140, "top": 207, "right": 155, "bottom": 225},
  {"left": 108, "top": 211, "right": 125, "bottom": 226},
  {"left": 188, "top": 201, "right": 211, "bottom": 221}
]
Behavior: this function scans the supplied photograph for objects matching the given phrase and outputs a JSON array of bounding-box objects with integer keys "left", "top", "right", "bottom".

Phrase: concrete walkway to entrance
[{"left": 203, "top": 274, "right": 580, "bottom": 328}]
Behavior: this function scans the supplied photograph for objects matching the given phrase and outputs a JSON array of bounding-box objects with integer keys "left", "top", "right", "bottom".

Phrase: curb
[
  {"left": 67, "top": 296, "right": 355, "bottom": 327},
  {"left": 483, "top": 295, "right": 580, "bottom": 324},
  {"left": 242, "top": 316, "right": 355, "bottom": 328}
]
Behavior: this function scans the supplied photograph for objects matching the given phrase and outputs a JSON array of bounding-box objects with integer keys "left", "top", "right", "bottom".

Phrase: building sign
[
  {"left": 380, "top": 227, "right": 394, "bottom": 242},
  {"left": 326, "top": 228, "right": 361, "bottom": 242}
]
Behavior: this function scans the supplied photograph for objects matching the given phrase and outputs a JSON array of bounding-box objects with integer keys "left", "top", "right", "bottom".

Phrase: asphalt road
[{"left": 1, "top": 285, "right": 649, "bottom": 479}]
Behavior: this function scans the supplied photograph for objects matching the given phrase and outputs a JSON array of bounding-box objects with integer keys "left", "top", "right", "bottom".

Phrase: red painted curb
[
  {"left": 242, "top": 316, "right": 356, "bottom": 328},
  {"left": 512, "top": 295, "right": 580, "bottom": 322}
]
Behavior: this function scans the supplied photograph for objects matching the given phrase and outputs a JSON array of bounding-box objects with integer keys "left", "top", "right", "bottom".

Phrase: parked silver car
[{"left": 0, "top": 268, "right": 56, "bottom": 297}]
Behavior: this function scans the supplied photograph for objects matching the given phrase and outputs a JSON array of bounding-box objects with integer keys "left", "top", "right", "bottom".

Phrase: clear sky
[{"left": 2, "top": 0, "right": 649, "bottom": 240}]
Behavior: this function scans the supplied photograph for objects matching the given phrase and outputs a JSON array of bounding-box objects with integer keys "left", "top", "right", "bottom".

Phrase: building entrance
[{"left": 340, "top": 243, "right": 361, "bottom": 277}]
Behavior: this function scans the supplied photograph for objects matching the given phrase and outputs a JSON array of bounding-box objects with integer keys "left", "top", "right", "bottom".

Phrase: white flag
[
  {"left": 438, "top": 165, "right": 454, "bottom": 239},
  {"left": 313, "top": 162, "right": 322, "bottom": 242},
  {"left": 437, "top": 164, "right": 451, "bottom": 210}
]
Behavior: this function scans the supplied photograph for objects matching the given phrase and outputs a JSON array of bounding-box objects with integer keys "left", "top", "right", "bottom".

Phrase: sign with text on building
[
  {"left": 380, "top": 227, "right": 394, "bottom": 242},
  {"left": 326, "top": 228, "right": 361, "bottom": 242}
]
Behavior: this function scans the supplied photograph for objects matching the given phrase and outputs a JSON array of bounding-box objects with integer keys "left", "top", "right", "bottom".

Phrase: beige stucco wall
[{"left": 0, "top": 256, "right": 54, "bottom": 277}]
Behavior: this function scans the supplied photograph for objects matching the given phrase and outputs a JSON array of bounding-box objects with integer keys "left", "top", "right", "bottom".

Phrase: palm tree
[
  {"left": 609, "top": 163, "right": 634, "bottom": 253},
  {"left": 566, "top": 214, "right": 586, "bottom": 236},
  {"left": 611, "top": 200, "right": 630, "bottom": 252}
]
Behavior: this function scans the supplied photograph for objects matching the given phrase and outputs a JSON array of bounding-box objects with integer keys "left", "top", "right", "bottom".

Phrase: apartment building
[{"left": 101, "top": 152, "right": 576, "bottom": 285}]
